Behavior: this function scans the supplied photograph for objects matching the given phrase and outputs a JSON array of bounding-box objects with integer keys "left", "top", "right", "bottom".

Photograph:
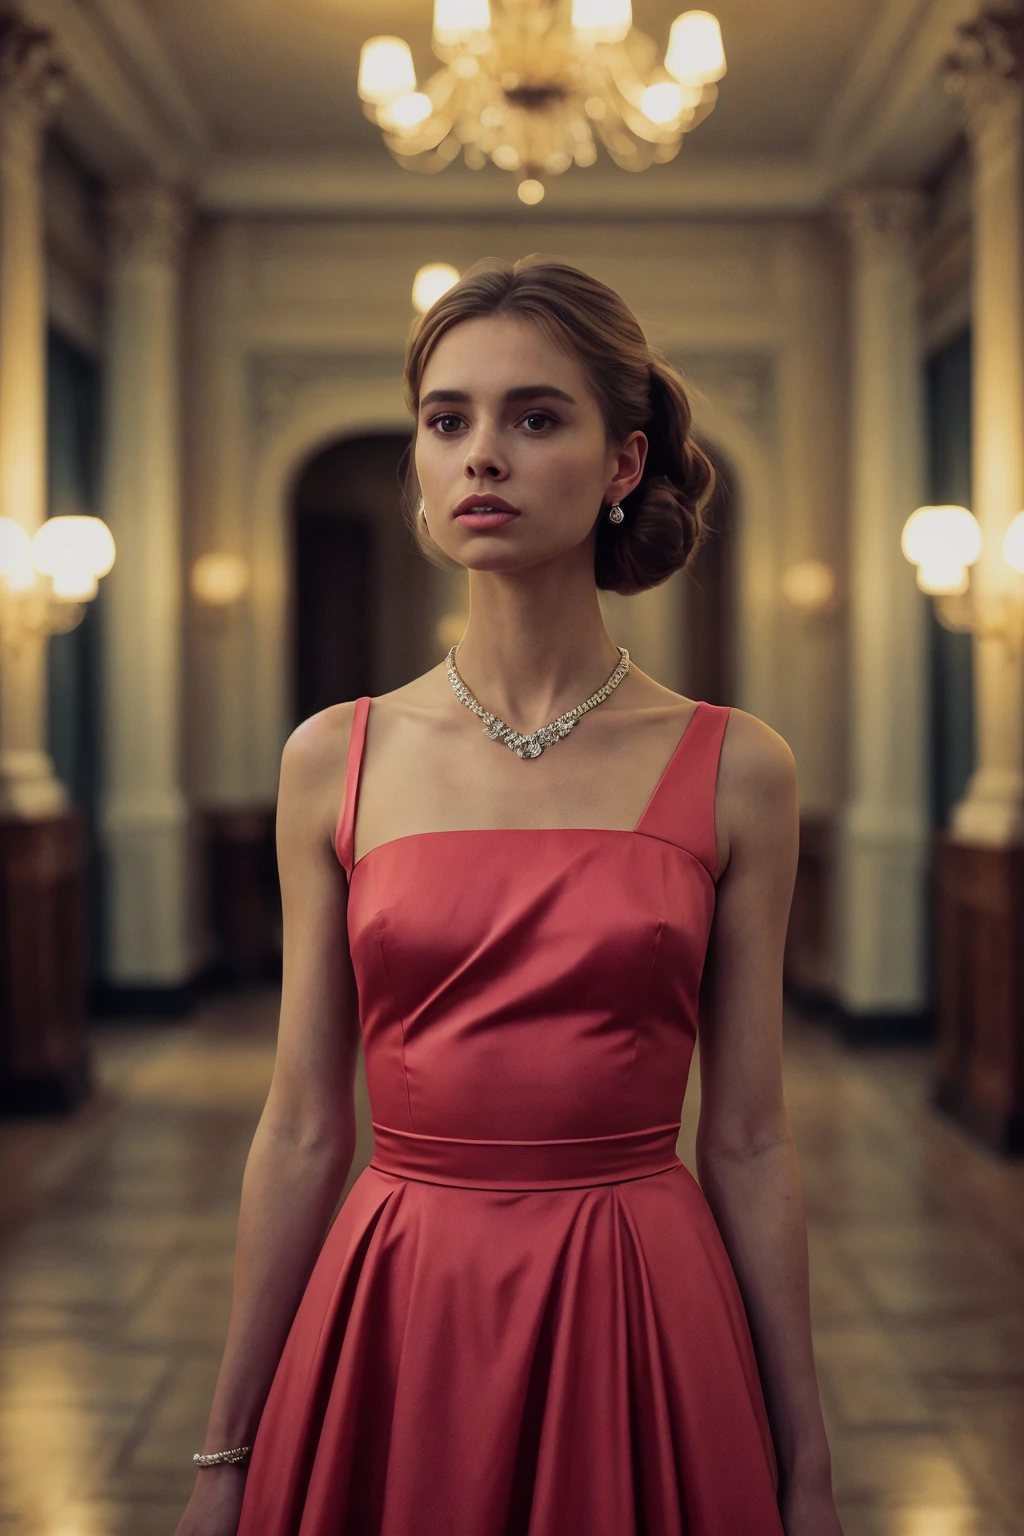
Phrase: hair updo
[{"left": 401, "top": 254, "right": 715, "bottom": 595}]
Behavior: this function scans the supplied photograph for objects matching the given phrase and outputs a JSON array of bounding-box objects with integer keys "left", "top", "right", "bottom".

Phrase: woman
[{"left": 176, "top": 255, "right": 842, "bottom": 1536}]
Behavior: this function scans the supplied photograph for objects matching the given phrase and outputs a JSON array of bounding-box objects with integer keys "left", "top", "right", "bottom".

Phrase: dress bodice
[{"left": 334, "top": 696, "right": 730, "bottom": 1153}]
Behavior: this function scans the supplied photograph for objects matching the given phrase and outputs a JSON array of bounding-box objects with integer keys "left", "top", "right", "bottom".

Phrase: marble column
[
  {"left": 835, "top": 188, "right": 931, "bottom": 1022},
  {"left": 945, "top": 13, "right": 1024, "bottom": 845},
  {"left": 100, "top": 186, "right": 196, "bottom": 990},
  {"left": 0, "top": 17, "right": 64, "bottom": 816}
]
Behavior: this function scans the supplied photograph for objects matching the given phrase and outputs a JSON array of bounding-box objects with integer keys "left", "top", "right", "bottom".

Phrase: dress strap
[
  {"left": 334, "top": 696, "right": 371, "bottom": 877},
  {"left": 633, "top": 701, "right": 731, "bottom": 880}
]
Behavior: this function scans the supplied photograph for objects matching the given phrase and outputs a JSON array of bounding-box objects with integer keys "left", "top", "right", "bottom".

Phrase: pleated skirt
[{"left": 236, "top": 1139, "right": 783, "bottom": 1536}]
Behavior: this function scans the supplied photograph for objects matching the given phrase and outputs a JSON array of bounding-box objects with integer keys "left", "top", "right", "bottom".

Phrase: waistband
[{"left": 369, "top": 1121, "right": 683, "bottom": 1190}]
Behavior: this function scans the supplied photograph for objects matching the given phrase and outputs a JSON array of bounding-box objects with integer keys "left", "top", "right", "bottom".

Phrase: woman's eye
[
  {"left": 521, "top": 411, "right": 555, "bottom": 431},
  {"left": 430, "top": 413, "right": 463, "bottom": 434}
]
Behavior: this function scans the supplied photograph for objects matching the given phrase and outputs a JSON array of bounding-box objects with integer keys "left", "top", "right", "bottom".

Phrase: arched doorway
[{"left": 290, "top": 431, "right": 436, "bottom": 724}]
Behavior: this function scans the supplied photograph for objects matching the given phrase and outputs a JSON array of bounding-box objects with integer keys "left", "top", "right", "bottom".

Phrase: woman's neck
[{"left": 452, "top": 567, "right": 624, "bottom": 730}]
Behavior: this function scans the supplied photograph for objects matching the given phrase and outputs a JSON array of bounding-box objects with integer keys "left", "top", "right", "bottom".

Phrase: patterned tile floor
[{"left": 0, "top": 991, "right": 1021, "bottom": 1535}]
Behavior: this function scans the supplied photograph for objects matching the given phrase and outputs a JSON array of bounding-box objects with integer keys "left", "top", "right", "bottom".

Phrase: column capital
[
  {"left": 836, "top": 186, "right": 928, "bottom": 258},
  {"left": 107, "top": 184, "right": 191, "bottom": 269},
  {"left": 942, "top": 9, "right": 1024, "bottom": 145},
  {"left": 0, "top": 15, "right": 65, "bottom": 161}
]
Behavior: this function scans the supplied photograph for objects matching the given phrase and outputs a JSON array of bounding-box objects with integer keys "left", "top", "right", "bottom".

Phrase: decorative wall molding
[
  {"left": 248, "top": 351, "right": 408, "bottom": 438},
  {"left": 815, "top": 0, "right": 981, "bottom": 186},
  {"left": 19, "top": 0, "right": 200, "bottom": 178},
  {"left": 107, "top": 182, "right": 189, "bottom": 266},
  {"left": 942, "top": 7, "right": 1024, "bottom": 142},
  {"left": 85, "top": 0, "right": 208, "bottom": 154},
  {"left": 675, "top": 352, "right": 778, "bottom": 442},
  {"left": 0, "top": 16, "right": 64, "bottom": 161},
  {"left": 837, "top": 185, "right": 930, "bottom": 254}
]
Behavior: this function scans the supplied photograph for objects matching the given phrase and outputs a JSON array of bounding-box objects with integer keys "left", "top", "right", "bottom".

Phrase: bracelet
[{"left": 193, "top": 1444, "right": 252, "bottom": 1468}]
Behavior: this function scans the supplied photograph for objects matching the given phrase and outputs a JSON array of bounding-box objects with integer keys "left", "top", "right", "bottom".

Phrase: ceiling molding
[
  {"left": 22, "top": 0, "right": 977, "bottom": 212},
  {"left": 815, "top": 0, "right": 982, "bottom": 186},
  {"left": 84, "top": 0, "right": 209, "bottom": 155},
  {"left": 197, "top": 154, "right": 832, "bottom": 219},
  {"left": 20, "top": 0, "right": 207, "bottom": 180}
]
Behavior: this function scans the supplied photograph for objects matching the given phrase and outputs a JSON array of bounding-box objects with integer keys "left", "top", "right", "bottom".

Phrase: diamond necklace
[{"left": 445, "top": 645, "right": 631, "bottom": 759}]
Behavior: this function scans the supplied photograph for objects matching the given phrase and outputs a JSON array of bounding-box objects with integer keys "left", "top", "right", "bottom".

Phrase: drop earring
[
  {"left": 608, "top": 503, "right": 625, "bottom": 524},
  {"left": 418, "top": 496, "right": 428, "bottom": 529}
]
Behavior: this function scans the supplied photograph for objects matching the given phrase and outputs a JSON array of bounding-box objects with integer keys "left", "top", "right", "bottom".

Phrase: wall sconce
[
  {"left": 412, "top": 262, "right": 460, "bottom": 314},
  {"left": 190, "top": 552, "right": 250, "bottom": 610},
  {"left": 0, "top": 515, "right": 115, "bottom": 643},
  {"left": 901, "top": 504, "right": 1024, "bottom": 646},
  {"left": 780, "top": 559, "right": 838, "bottom": 618}
]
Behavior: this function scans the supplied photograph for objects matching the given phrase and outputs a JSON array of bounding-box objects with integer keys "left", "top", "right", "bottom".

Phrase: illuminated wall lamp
[
  {"left": 0, "top": 514, "right": 115, "bottom": 640},
  {"left": 780, "top": 559, "right": 838, "bottom": 618},
  {"left": 412, "top": 262, "right": 461, "bottom": 314},
  {"left": 901, "top": 504, "right": 1024, "bottom": 647},
  {"left": 190, "top": 552, "right": 250, "bottom": 611}
]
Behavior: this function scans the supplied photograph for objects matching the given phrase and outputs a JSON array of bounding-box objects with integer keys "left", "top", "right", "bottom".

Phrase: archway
[{"left": 291, "top": 432, "right": 436, "bottom": 723}]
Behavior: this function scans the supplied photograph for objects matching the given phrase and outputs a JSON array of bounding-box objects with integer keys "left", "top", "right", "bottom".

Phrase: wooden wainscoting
[
  {"left": 0, "top": 811, "right": 90, "bottom": 1112},
  {"left": 933, "top": 833, "right": 1024, "bottom": 1155}
]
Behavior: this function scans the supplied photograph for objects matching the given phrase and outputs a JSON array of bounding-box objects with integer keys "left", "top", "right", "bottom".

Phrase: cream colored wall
[{"left": 183, "top": 213, "right": 848, "bottom": 816}]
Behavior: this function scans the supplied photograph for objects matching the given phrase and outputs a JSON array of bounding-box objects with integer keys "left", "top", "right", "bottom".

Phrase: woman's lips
[{"left": 454, "top": 510, "right": 520, "bottom": 530}]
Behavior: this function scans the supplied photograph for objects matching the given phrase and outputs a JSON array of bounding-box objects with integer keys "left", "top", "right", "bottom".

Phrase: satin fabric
[{"left": 236, "top": 697, "right": 783, "bottom": 1536}]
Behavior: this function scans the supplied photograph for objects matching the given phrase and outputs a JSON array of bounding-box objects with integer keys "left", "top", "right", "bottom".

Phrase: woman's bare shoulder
[
  {"left": 717, "top": 707, "right": 798, "bottom": 874},
  {"left": 282, "top": 701, "right": 359, "bottom": 786},
  {"left": 276, "top": 704, "right": 365, "bottom": 857}
]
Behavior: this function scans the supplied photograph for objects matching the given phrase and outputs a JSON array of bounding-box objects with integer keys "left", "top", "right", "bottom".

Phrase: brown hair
[{"left": 401, "top": 254, "right": 715, "bottom": 595}]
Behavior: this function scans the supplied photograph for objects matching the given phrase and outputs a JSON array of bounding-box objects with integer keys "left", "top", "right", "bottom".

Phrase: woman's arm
[
  {"left": 175, "top": 704, "right": 361, "bottom": 1535},
  {"left": 695, "top": 710, "right": 841, "bottom": 1533}
]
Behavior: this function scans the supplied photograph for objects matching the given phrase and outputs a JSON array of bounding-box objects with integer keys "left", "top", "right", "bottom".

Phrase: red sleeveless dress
[{"left": 236, "top": 696, "right": 783, "bottom": 1536}]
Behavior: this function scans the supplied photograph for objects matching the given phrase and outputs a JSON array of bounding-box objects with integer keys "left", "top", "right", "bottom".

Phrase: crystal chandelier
[{"left": 358, "top": 2, "right": 725, "bottom": 204}]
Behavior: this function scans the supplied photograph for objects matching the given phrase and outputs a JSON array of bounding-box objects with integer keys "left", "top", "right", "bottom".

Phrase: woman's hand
[
  {"left": 173, "top": 1467, "right": 248, "bottom": 1536},
  {"left": 780, "top": 1471, "right": 845, "bottom": 1535}
]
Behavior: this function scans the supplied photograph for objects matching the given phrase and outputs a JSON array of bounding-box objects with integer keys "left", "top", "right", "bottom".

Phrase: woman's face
[{"left": 414, "top": 315, "right": 646, "bottom": 578}]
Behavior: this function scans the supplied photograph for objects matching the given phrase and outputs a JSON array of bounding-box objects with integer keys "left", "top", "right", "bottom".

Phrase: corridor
[{"left": 0, "top": 998, "right": 1020, "bottom": 1535}]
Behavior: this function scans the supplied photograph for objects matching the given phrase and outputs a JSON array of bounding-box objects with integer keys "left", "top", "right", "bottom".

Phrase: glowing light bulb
[
  {"left": 1003, "top": 510, "right": 1024, "bottom": 574},
  {"left": 781, "top": 560, "right": 836, "bottom": 612},
  {"left": 412, "top": 262, "right": 461, "bottom": 313},
  {"left": 665, "top": 10, "right": 726, "bottom": 86},
  {"left": 433, "top": 0, "right": 490, "bottom": 45},
  {"left": 640, "top": 81, "right": 686, "bottom": 124},
  {"left": 518, "top": 179, "right": 545, "bottom": 205},
  {"left": 901, "top": 505, "right": 981, "bottom": 570},
  {"left": 380, "top": 92, "right": 433, "bottom": 130},
  {"left": 190, "top": 553, "right": 250, "bottom": 607},
  {"left": 572, "top": 0, "right": 632, "bottom": 44},
  {"left": 358, "top": 37, "right": 416, "bottom": 104}
]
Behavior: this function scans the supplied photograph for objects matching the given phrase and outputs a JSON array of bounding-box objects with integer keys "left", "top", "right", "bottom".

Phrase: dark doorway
[
  {"left": 295, "top": 513, "right": 373, "bottom": 721},
  {"left": 681, "top": 443, "right": 735, "bottom": 705},
  {"left": 291, "top": 431, "right": 424, "bottom": 724}
]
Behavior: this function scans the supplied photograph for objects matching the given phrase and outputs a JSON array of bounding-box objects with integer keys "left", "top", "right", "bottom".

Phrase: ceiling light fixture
[{"left": 358, "top": 3, "right": 725, "bottom": 204}]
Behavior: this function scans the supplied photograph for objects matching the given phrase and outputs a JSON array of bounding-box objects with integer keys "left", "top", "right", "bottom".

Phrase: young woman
[{"left": 175, "top": 256, "right": 842, "bottom": 1536}]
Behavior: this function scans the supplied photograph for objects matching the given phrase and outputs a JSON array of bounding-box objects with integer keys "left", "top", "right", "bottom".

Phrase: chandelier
[{"left": 357, "top": 2, "right": 725, "bottom": 204}]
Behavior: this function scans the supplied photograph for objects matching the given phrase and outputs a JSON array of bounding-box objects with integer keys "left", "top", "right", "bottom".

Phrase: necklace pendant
[{"left": 448, "top": 645, "right": 630, "bottom": 760}]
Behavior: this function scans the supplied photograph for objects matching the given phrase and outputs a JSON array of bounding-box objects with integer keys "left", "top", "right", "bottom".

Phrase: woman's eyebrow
[{"left": 420, "top": 384, "right": 577, "bottom": 409}]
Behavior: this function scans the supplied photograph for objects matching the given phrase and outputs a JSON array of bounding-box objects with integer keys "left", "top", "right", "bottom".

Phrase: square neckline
[{"left": 342, "top": 696, "right": 710, "bottom": 877}]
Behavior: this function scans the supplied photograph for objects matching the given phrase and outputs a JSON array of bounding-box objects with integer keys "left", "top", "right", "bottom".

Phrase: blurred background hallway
[{"left": 0, "top": 0, "right": 1023, "bottom": 1530}]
